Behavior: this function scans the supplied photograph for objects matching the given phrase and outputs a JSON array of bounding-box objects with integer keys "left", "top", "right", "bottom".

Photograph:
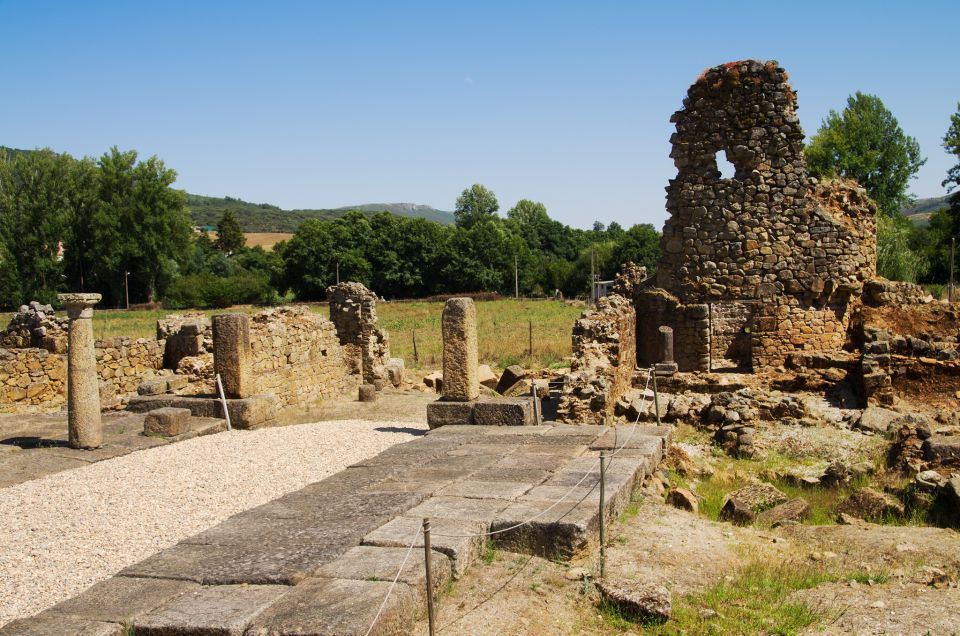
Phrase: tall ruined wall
[
  {"left": 250, "top": 306, "right": 358, "bottom": 410},
  {"left": 558, "top": 294, "right": 637, "bottom": 424},
  {"left": 636, "top": 60, "right": 877, "bottom": 369},
  {"left": 327, "top": 282, "right": 391, "bottom": 384}
]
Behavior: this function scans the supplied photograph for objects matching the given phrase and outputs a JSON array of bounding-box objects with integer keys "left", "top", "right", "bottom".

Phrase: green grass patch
[
  {"left": 617, "top": 561, "right": 881, "bottom": 635},
  {"left": 482, "top": 540, "right": 497, "bottom": 565}
]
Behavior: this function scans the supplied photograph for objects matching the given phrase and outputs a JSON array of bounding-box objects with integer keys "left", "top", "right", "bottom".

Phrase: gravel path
[{"left": 0, "top": 419, "right": 427, "bottom": 627}]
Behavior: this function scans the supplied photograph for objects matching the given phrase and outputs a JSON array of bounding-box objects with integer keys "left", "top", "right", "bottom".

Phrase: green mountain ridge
[{"left": 187, "top": 194, "right": 454, "bottom": 232}]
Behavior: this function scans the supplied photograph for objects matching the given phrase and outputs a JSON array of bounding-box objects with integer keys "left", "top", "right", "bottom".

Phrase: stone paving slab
[
  {"left": 135, "top": 584, "right": 288, "bottom": 636},
  {"left": 22, "top": 422, "right": 668, "bottom": 635},
  {"left": 0, "top": 614, "right": 123, "bottom": 635},
  {"left": 246, "top": 577, "right": 417, "bottom": 636}
]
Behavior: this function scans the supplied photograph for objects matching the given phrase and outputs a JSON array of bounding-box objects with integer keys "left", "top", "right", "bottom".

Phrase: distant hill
[
  {"left": 188, "top": 195, "right": 454, "bottom": 232},
  {"left": 901, "top": 194, "right": 952, "bottom": 227}
]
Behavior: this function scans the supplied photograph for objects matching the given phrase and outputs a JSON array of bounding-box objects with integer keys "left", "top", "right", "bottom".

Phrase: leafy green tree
[
  {"left": 454, "top": 184, "right": 499, "bottom": 228},
  {"left": 86, "top": 148, "right": 191, "bottom": 304},
  {"left": 806, "top": 92, "right": 926, "bottom": 216},
  {"left": 942, "top": 102, "right": 960, "bottom": 198},
  {"left": 876, "top": 213, "right": 928, "bottom": 282},
  {"left": 612, "top": 223, "right": 661, "bottom": 272},
  {"left": 0, "top": 149, "right": 78, "bottom": 305},
  {"left": 215, "top": 209, "right": 246, "bottom": 254}
]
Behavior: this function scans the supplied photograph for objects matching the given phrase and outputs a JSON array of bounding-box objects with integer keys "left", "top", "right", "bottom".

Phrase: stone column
[
  {"left": 655, "top": 325, "right": 678, "bottom": 376},
  {"left": 212, "top": 313, "right": 252, "bottom": 398},
  {"left": 441, "top": 298, "right": 479, "bottom": 401},
  {"left": 58, "top": 293, "right": 103, "bottom": 449}
]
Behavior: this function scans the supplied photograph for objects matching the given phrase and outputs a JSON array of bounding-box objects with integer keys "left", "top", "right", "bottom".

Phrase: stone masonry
[
  {"left": 212, "top": 313, "right": 253, "bottom": 399},
  {"left": 59, "top": 293, "right": 103, "bottom": 449},
  {"left": 327, "top": 282, "right": 391, "bottom": 385},
  {"left": 440, "top": 298, "right": 480, "bottom": 402},
  {"left": 631, "top": 60, "right": 877, "bottom": 371}
]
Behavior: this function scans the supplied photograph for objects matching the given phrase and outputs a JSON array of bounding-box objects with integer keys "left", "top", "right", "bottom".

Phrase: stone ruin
[
  {"left": 558, "top": 59, "right": 958, "bottom": 423},
  {"left": 327, "top": 282, "right": 394, "bottom": 386},
  {"left": 0, "top": 301, "right": 68, "bottom": 352}
]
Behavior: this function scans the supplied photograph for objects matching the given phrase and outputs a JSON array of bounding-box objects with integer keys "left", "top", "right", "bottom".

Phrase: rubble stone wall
[
  {"left": 249, "top": 306, "right": 358, "bottom": 410},
  {"left": 633, "top": 289, "right": 709, "bottom": 372},
  {"left": 635, "top": 60, "right": 877, "bottom": 370},
  {"left": 558, "top": 294, "right": 637, "bottom": 424},
  {"left": 327, "top": 282, "right": 391, "bottom": 384},
  {"left": 1, "top": 337, "right": 165, "bottom": 412},
  {"left": 710, "top": 302, "right": 757, "bottom": 369}
]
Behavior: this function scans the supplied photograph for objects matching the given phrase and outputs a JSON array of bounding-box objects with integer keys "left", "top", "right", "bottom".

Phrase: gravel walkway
[{"left": 0, "top": 419, "right": 427, "bottom": 627}]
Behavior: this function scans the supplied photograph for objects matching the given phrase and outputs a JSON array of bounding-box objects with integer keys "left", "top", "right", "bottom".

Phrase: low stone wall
[
  {"left": 250, "top": 306, "right": 359, "bottom": 411},
  {"left": 0, "top": 337, "right": 165, "bottom": 412},
  {"left": 558, "top": 294, "right": 637, "bottom": 424},
  {"left": 752, "top": 298, "right": 851, "bottom": 369},
  {"left": 634, "top": 289, "right": 710, "bottom": 372},
  {"left": 0, "top": 348, "right": 66, "bottom": 411}
]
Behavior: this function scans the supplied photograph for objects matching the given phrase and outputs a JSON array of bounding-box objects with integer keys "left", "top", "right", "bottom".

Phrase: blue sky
[{"left": 1, "top": 1, "right": 957, "bottom": 229}]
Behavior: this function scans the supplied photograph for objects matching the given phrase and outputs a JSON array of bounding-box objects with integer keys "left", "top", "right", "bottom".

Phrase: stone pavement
[
  {"left": 0, "top": 412, "right": 225, "bottom": 488},
  {"left": 1, "top": 423, "right": 670, "bottom": 635}
]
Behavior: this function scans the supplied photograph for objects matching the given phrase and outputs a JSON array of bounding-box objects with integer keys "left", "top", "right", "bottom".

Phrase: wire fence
[{"left": 363, "top": 368, "right": 657, "bottom": 635}]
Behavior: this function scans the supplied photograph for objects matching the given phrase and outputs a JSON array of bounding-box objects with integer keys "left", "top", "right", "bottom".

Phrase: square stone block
[
  {"left": 472, "top": 397, "right": 536, "bottom": 426},
  {"left": 47, "top": 576, "right": 198, "bottom": 624},
  {"left": 426, "top": 401, "right": 475, "bottom": 428},
  {"left": 362, "top": 516, "right": 488, "bottom": 578},
  {"left": 143, "top": 407, "right": 191, "bottom": 437},
  {"left": 135, "top": 584, "right": 287, "bottom": 635}
]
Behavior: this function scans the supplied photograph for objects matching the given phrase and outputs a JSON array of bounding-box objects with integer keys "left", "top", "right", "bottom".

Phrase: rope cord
[{"left": 363, "top": 523, "right": 423, "bottom": 636}]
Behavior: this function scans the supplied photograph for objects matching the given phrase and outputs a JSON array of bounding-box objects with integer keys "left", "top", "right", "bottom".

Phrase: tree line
[{"left": 0, "top": 148, "right": 660, "bottom": 308}]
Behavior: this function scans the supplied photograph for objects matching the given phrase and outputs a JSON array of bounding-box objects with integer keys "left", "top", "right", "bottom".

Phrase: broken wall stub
[
  {"left": 249, "top": 306, "right": 359, "bottom": 411},
  {"left": 327, "top": 282, "right": 391, "bottom": 385},
  {"left": 636, "top": 60, "right": 877, "bottom": 370},
  {"left": 157, "top": 313, "right": 211, "bottom": 369},
  {"left": 558, "top": 293, "right": 637, "bottom": 425}
]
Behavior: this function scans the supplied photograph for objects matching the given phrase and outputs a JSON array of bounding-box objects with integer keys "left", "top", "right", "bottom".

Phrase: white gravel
[{"left": 0, "top": 419, "right": 427, "bottom": 627}]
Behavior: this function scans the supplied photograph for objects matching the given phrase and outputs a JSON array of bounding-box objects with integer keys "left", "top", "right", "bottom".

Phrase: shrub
[{"left": 163, "top": 271, "right": 277, "bottom": 309}]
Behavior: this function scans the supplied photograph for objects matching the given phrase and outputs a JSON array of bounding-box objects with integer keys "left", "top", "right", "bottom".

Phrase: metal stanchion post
[
  {"left": 423, "top": 518, "right": 436, "bottom": 636},
  {"left": 652, "top": 368, "right": 661, "bottom": 426},
  {"left": 599, "top": 452, "right": 607, "bottom": 578}
]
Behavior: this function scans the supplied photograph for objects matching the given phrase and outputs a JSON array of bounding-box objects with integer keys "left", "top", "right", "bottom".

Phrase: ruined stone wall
[
  {"left": 633, "top": 289, "right": 709, "bottom": 372},
  {"left": 636, "top": 60, "right": 877, "bottom": 370},
  {"left": 0, "top": 348, "right": 66, "bottom": 411},
  {"left": 0, "top": 337, "right": 165, "bottom": 412},
  {"left": 327, "top": 282, "right": 391, "bottom": 384},
  {"left": 558, "top": 294, "right": 637, "bottom": 424},
  {"left": 710, "top": 302, "right": 756, "bottom": 369},
  {"left": 249, "top": 306, "right": 358, "bottom": 410}
]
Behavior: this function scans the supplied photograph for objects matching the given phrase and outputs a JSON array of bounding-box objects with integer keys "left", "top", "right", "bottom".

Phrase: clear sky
[{"left": 2, "top": 1, "right": 957, "bottom": 229}]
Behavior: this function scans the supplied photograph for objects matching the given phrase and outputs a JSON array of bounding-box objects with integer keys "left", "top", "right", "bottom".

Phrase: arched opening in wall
[{"left": 715, "top": 151, "right": 737, "bottom": 180}]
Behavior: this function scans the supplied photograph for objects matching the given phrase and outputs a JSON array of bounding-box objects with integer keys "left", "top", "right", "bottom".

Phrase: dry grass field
[
  {"left": 7, "top": 299, "right": 585, "bottom": 371},
  {"left": 205, "top": 232, "right": 293, "bottom": 250}
]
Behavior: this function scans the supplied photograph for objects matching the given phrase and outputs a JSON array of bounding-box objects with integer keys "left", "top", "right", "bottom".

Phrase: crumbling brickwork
[
  {"left": 637, "top": 60, "right": 877, "bottom": 370},
  {"left": 327, "top": 282, "right": 391, "bottom": 384},
  {"left": 558, "top": 294, "right": 637, "bottom": 425},
  {"left": 250, "top": 306, "right": 358, "bottom": 411}
]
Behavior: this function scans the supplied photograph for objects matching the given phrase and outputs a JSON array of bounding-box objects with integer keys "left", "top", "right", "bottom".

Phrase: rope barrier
[{"left": 363, "top": 523, "right": 423, "bottom": 636}]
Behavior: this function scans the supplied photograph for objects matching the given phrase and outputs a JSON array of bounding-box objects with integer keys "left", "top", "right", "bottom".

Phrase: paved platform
[
  {"left": 1, "top": 423, "right": 670, "bottom": 636},
  {"left": 0, "top": 412, "right": 225, "bottom": 488}
]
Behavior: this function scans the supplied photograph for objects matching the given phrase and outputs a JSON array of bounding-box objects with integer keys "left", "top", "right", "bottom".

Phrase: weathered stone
[
  {"left": 134, "top": 584, "right": 287, "bottom": 635},
  {"left": 359, "top": 383, "right": 377, "bottom": 402},
  {"left": 495, "top": 364, "right": 528, "bottom": 395},
  {"left": 59, "top": 293, "right": 103, "bottom": 449},
  {"left": 315, "top": 545, "right": 452, "bottom": 606},
  {"left": 127, "top": 394, "right": 278, "bottom": 429},
  {"left": 755, "top": 498, "right": 811, "bottom": 527},
  {"left": 478, "top": 364, "right": 498, "bottom": 390},
  {"left": 666, "top": 487, "right": 698, "bottom": 513},
  {"left": 853, "top": 406, "right": 900, "bottom": 436},
  {"left": 472, "top": 397, "right": 535, "bottom": 426},
  {"left": 362, "top": 516, "right": 488, "bottom": 578},
  {"left": 212, "top": 313, "right": 252, "bottom": 399},
  {"left": 143, "top": 407, "right": 192, "bottom": 437},
  {"left": 719, "top": 483, "right": 788, "bottom": 525},
  {"left": 596, "top": 579, "right": 671, "bottom": 623},
  {"left": 246, "top": 577, "right": 416, "bottom": 636},
  {"left": 835, "top": 487, "right": 905, "bottom": 521},
  {"left": 137, "top": 378, "right": 169, "bottom": 396},
  {"left": 924, "top": 435, "right": 960, "bottom": 464},
  {"left": 441, "top": 298, "right": 479, "bottom": 401},
  {"left": 47, "top": 576, "right": 198, "bottom": 625},
  {"left": 0, "top": 614, "right": 123, "bottom": 635},
  {"left": 426, "top": 400, "right": 474, "bottom": 428}
]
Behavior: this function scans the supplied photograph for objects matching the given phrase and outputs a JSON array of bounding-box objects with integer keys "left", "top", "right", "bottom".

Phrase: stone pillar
[
  {"left": 655, "top": 325, "right": 678, "bottom": 376},
  {"left": 212, "top": 313, "right": 252, "bottom": 398},
  {"left": 441, "top": 298, "right": 479, "bottom": 401},
  {"left": 58, "top": 293, "right": 103, "bottom": 449}
]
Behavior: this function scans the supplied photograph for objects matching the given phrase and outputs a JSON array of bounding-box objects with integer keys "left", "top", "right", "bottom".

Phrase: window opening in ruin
[{"left": 715, "top": 151, "right": 736, "bottom": 180}]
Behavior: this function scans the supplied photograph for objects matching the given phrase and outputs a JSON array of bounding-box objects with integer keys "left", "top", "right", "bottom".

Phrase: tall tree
[
  {"left": 454, "top": 184, "right": 499, "bottom": 228},
  {"left": 215, "top": 209, "right": 246, "bottom": 254},
  {"left": 806, "top": 92, "right": 926, "bottom": 216},
  {"left": 0, "top": 149, "right": 78, "bottom": 305},
  {"left": 87, "top": 148, "right": 191, "bottom": 304}
]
